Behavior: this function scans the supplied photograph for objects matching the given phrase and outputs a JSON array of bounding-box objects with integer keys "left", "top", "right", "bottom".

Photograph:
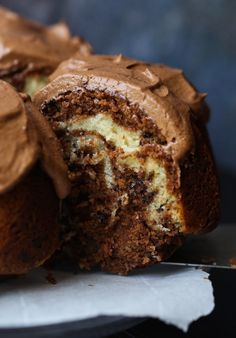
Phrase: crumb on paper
[{"left": 46, "top": 272, "right": 57, "bottom": 285}]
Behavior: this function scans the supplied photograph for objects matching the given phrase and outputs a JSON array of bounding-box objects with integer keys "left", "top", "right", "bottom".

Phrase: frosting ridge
[{"left": 36, "top": 54, "right": 209, "bottom": 161}]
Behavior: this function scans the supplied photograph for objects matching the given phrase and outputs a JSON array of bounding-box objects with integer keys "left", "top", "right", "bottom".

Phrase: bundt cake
[
  {"left": 34, "top": 54, "right": 220, "bottom": 274},
  {"left": 0, "top": 6, "right": 92, "bottom": 96},
  {"left": 0, "top": 80, "right": 70, "bottom": 275}
]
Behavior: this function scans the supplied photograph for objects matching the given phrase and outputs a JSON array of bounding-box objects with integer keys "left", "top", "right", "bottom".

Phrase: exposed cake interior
[
  {"left": 24, "top": 74, "right": 48, "bottom": 97},
  {"left": 42, "top": 89, "right": 186, "bottom": 273},
  {"left": 1, "top": 67, "right": 49, "bottom": 96}
]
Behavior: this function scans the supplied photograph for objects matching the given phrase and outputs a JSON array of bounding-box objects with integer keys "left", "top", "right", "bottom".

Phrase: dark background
[{"left": 0, "top": 1, "right": 235, "bottom": 337}]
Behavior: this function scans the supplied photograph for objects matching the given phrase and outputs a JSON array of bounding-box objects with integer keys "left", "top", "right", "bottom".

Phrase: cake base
[{"left": 0, "top": 165, "right": 60, "bottom": 275}]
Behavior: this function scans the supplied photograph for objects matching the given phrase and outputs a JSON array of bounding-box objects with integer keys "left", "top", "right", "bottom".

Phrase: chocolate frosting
[
  {"left": 0, "top": 80, "right": 70, "bottom": 198},
  {"left": 34, "top": 54, "right": 209, "bottom": 162},
  {"left": 149, "top": 63, "right": 210, "bottom": 123},
  {"left": 0, "top": 6, "right": 92, "bottom": 74}
]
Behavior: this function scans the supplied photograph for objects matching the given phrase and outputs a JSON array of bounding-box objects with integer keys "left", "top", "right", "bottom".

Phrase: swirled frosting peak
[{"left": 0, "top": 6, "right": 92, "bottom": 73}]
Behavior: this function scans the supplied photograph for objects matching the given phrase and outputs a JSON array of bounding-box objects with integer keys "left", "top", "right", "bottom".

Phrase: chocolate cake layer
[
  {"left": 0, "top": 6, "right": 92, "bottom": 95},
  {"left": 34, "top": 54, "right": 220, "bottom": 274},
  {"left": 0, "top": 80, "right": 70, "bottom": 274}
]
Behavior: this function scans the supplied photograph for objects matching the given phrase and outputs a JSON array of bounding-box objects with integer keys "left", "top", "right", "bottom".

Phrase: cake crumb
[{"left": 46, "top": 272, "right": 57, "bottom": 285}]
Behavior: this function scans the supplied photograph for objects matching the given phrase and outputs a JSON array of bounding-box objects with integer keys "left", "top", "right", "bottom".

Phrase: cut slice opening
[{"left": 41, "top": 89, "right": 185, "bottom": 273}]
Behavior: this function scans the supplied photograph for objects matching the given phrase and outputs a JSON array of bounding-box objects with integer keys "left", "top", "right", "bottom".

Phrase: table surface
[
  {"left": 111, "top": 268, "right": 236, "bottom": 338},
  {"left": 1, "top": 226, "right": 235, "bottom": 338}
]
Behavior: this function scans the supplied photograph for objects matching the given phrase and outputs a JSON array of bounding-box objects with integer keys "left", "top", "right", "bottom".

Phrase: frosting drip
[
  {"left": 0, "top": 80, "right": 39, "bottom": 193},
  {"left": 0, "top": 80, "right": 70, "bottom": 198}
]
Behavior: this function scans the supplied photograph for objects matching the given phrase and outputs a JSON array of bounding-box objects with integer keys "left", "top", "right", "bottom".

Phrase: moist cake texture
[
  {"left": 0, "top": 6, "right": 92, "bottom": 95},
  {"left": 34, "top": 54, "right": 220, "bottom": 274},
  {"left": 0, "top": 80, "right": 70, "bottom": 275}
]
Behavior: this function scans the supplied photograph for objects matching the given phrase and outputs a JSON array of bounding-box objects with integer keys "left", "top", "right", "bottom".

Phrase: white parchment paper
[{"left": 0, "top": 265, "right": 214, "bottom": 332}]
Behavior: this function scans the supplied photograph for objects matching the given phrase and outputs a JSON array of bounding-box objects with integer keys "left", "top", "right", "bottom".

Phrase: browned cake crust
[
  {"left": 0, "top": 6, "right": 92, "bottom": 94},
  {"left": 0, "top": 166, "right": 60, "bottom": 275},
  {"left": 34, "top": 54, "right": 220, "bottom": 274},
  {"left": 0, "top": 80, "right": 70, "bottom": 275}
]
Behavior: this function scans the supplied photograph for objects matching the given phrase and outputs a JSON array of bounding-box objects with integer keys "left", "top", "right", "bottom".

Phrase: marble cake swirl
[{"left": 34, "top": 54, "right": 220, "bottom": 274}]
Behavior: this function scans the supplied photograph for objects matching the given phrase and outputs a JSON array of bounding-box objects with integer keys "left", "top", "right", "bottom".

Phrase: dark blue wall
[{"left": 1, "top": 0, "right": 235, "bottom": 220}]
